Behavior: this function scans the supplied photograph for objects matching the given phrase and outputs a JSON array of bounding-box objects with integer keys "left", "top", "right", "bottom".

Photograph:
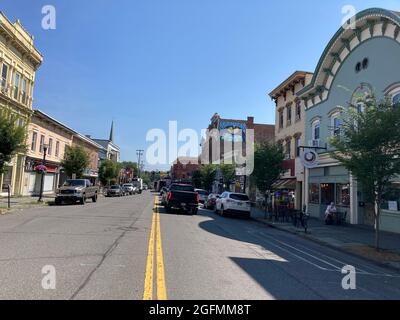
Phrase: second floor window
[
  {"left": 39, "top": 135, "right": 45, "bottom": 153},
  {"left": 21, "top": 79, "right": 27, "bottom": 104},
  {"left": 295, "top": 100, "right": 301, "bottom": 121},
  {"left": 1, "top": 63, "right": 8, "bottom": 89},
  {"left": 312, "top": 121, "right": 320, "bottom": 141},
  {"left": 286, "top": 139, "right": 291, "bottom": 158},
  {"left": 279, "top": 111, "right": 284, "bottom": 129},
  {"left": 295, "top": 136, "right": 301, "bottom": 157},
  {"left": 14, "top": 73, "right": 20, "bottom": 100},
  {"left": 332, "top": 116, "right": 341, "bottom": 137},
  {"left": 31, "top": 132, "right": 37, "bottom": 151},
  {"left": 55, "top": 141, "right": 60, "bottom": 157},
  {"left": 287, "top": 106, "right": 292, "bottom": 125},
  {"left": 48, "top": 138, "right": 53, "bottom": 156}
]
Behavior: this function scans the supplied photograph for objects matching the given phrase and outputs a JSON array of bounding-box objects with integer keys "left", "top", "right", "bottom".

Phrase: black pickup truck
[{"left": 164, "top": 184, "right": 199, "bottom": 215}]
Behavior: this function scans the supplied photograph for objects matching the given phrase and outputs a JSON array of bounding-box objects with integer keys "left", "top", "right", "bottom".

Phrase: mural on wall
[{"left": 218, "top": 121, "right": 247, "bottom": 142}]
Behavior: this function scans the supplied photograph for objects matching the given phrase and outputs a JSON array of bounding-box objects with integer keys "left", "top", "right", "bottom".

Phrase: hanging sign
[{"left": 300, "top": 148, "right": 319, "bottom": 169}]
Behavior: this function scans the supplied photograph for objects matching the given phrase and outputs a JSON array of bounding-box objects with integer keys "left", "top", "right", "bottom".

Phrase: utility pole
[{"left": 136, "top": 150, "right": 144, "bottom": 178}]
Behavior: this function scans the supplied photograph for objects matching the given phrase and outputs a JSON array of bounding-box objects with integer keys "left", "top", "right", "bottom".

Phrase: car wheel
[
  {"left": 192, "top": 208, "right": 198, "bottom": 215},
  {"left": 55, "top": 198, "right": 61, "bottom": 206},
  {"left": 92, "top": 194, "right": 98, "bottom": 202},
  {"left": 166, "top": 206, "right": 171, "bottom": 213},
  {"left": 220, "top": 205, "right": 224, "bottom": 217},
  {"left": 80, "top": 197, "right": 86, "bottom": 205}
]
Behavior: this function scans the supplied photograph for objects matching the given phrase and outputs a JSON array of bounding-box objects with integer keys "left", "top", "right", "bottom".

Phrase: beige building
[
  {"left": 269, "top": 71, "right": 313, "bottom": 210},
  {"left": 23, "top": 110, "right": 75, "bottom": 196},
  {"left": 0, "top": 12, "right": 43, "bottom": 196}
]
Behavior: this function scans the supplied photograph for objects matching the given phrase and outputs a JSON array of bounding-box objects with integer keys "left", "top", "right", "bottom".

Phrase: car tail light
[
  {"left": 195, "top": 193, "right": 200, "bottom": 204},
  {"left": 167, "top": 192, "right": 173, "bottom": 201}
]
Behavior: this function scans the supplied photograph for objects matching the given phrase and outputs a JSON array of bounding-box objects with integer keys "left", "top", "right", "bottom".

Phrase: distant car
[
  {"left": 122, "top": 183, "right": 135, "bottom": 195},
  {"left": 195, "top": 189, "right": 209, "bottom": 204},
  {"left": 160, "top": 187, "right": 169, "bottom": 205},
  {"left": 215, "top": 192, "right": 251, "bottom": 218},
  {"left": 205, "top": 193, "right": 218, "bottom": 210},
  {"left": 107, "top": 185, "right": 123, "bottom": 197}
]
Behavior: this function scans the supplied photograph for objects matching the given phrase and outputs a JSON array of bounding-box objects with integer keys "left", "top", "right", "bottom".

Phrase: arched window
[
  {"left": 388, "top": 86, "right": 400, "bottom": 107},
  {"left": 330, "top": 111, "right": 341, "bottom": 137},
  {"left": 351, "top": 83, "right": 373, "bottom": 112},
  {"left": 311, "top": 119, "right": 320, "bottom": 141}
]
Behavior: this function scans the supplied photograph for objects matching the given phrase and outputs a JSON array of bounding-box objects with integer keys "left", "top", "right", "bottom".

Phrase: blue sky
[{"left": 2, "top": 0, "right": 399, "bottom": 170}]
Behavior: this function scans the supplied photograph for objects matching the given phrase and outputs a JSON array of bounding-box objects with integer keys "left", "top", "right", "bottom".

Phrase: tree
[
  {"left": 61, "top": 145, "right": 89, "bottom": 179},
  {"left": 120, "top": 161, "right": 138, "bottom": 175},
  {"left": 219, "top": 164, "right": 236, "bottom": 191},
  {"left": 329, "top": 97, "right": 400, "bottom": 250},
  {"left": 99, "top": 160, "right": 119, "bottom": 186},
  {"left": 200, "top": 164, "right": 217, "bottom": 192},
  {"left": 191, "top": 170, "right": 202, "bottom": 189},
  {"left": 251, "top": 142, "right": 285, "bottom": 211},
  {"left": 0, "top": 111, "right": 27, "bottom": 175}
]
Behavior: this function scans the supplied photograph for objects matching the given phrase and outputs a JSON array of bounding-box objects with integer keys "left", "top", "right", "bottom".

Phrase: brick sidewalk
[{"left": 251, "top": 207, "right": 400, "bottom": 271}]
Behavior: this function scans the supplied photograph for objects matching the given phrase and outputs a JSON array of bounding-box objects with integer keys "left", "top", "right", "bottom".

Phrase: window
[
  {"left": 31, "top": 132, "right": 37, "bottom": 151},
  {"left": 48, "top": 138, "right": 53, "bottom": 156},
  {"left": 21, "top": 78, "right": 27, "bottom": 104},
  {"left": 295, "top": 100, "right": 301, "bottom": 121},
  {"left": 287, "top": 105, "right": 292, "bottom": 126},
  {"left": 279, "top": 110, "right": 284, "bottom": 129},
  {"left": 309, "top": 184, "right": 320, "bottom": 204},
  {"left": 13, "top": 73, "right": 20, "bottom": 100},
  {"left": 55, "top": 141, "right": 60, "bottom": 157},
  {"left": 39, "top": 135, "right": 45, "bottom": 153},
  {"left": 295, "top": 136, "right": 301, "bottom": 157},
  {"left": 388, "top": 87, "right": 400, "bottom": 108},
  {"left": 1, "top": 63, "right": 8, "bottom": 90},
  {"left": 320, "top": 183, "right": 335, "bottom": 205},
  {"left": 382, "top": 182, "right": 400, "bottom": 212},
  {"left": 331, "top": 112, "right": 342, "bottom": 137},
  {"left": 286, "top": 139, "right": 291, "bottom": 159},
  {"left": 312, "top": 120, "right": 320, "bottom": 140},
  {"left": 336, "top": 183, "right": 350, "bottom": 207}
]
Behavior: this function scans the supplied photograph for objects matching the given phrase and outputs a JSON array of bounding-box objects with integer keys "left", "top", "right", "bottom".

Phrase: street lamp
[{"left": 38, "top": 144, "right": 49, "bottom": 203}]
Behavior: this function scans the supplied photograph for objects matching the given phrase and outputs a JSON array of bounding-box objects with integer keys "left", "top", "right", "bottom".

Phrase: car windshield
[
  {"left": 123, "top": 184, "right": 132, "bottom": 187},
  {"left": 196, "top": 190, "right": 208, "bottom": 195},
  {"left": 64, "top": 180, "right": 86, "bottom": 187},
  {"left": 230, "top": 194, "right": 249, "bottom": 201},
  {"left": 110, "top": 186, "right": 120, "bottom": 189},
  {"left": 170, "top": 185, "right": 194, "bottom": 192}
]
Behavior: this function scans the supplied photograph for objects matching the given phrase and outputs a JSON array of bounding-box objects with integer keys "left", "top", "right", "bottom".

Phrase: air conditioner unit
[{"left": 308, "top": 139, "right": 321, "bottom": 148}]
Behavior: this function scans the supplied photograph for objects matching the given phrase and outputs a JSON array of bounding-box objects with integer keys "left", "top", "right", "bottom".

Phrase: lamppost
[{"left": 38, "top": 144, "right": 49, "bottom": 203}]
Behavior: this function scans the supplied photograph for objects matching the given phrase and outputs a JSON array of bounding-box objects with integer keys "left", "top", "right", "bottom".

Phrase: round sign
[{"left": 301, "top": 149, "right": 319, "bottom": 169}]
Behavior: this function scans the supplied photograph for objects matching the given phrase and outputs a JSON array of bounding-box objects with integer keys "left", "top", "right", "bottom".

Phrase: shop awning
[{"left": 272, "top": 179, "right": 296, "bottom": 190}]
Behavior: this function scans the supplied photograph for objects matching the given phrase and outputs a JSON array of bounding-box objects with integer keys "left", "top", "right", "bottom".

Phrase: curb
[{"left": 251, "top": 217, "right": 400, "bottom": 273}]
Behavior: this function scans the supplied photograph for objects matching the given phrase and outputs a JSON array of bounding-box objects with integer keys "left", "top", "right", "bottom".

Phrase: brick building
[{"left": 170, "top": 157, "right": 200, "bottom": 182}]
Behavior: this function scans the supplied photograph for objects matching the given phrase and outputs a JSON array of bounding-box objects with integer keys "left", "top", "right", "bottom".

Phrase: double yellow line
[{"left": 143, "top": 196, "right": 167, "bottom": 300}]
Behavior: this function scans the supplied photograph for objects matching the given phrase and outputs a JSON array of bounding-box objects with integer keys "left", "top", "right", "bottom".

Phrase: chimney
[{"left": 247, "top": 117, "right": 254, "bottom": 125}]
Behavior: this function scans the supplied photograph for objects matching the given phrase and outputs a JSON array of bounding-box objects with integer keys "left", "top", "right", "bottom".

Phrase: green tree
[
  {"left": 61, "top": 145, "right": 89, "bottom": 179},
  {"left": 191, "top": 170, "right": 202, "bottom": 188},
  {"left": 120, "top": 161, "right": 138, "bottom": 175},
  {"left": 330, "top": 97, "right": 400, "bottom": 250},
  {"left": 0, "top": 111, "right": 27, "bottom": 175},
  {"left": 200, "top": 164, "right": 217, "bottom": 192},
  {"left": 219, "top": 164, "right": 236, "bottom": 191},
  {"left": 251, "top": 142, "right": 285, "bottom": 208},
  {"left": 99, "top": 160, "right": 119, "bottom": 186}
]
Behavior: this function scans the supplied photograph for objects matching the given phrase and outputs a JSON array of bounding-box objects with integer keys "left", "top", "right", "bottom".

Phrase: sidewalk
[
  {"left": 251, "top": 207, "right": 400, "bottom": 271},
  {"left": 0, "top": 195, "right": 55, "bottom": 214}
]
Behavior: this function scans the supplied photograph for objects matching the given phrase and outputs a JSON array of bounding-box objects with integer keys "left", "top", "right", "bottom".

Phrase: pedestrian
[{"left": 325, "top": 202, "right": 337, "bottom": 225}]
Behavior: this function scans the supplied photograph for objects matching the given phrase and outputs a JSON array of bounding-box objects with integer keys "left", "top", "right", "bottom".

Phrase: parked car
[
  {"left": 215, "top": 192, "right": 251, "bottom": 218},
  {"left": 195, "top": 189, "right": 209, "bottom": 204},
  {"left": 205, "top": 193, "right": 218, "bottom": 210},
  {"left": 55, "top": 179, "right": 99, "bottom": 205},
  {"left": 164, "top": 183, "right": 199, "bottom": 215},
  {"left": 106, "top": 185, "right": 124, "bottom": 197},
  {"left": 122, "top": 183, "right": 135, "bottom": 195},
  {"left": 143, "top": 184, "right": 148, "bottom": 190}
]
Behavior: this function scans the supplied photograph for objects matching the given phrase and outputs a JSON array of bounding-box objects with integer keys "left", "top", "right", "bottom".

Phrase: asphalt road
[{"left": 0, "top": 192, "right": 399, "bottom": 300}]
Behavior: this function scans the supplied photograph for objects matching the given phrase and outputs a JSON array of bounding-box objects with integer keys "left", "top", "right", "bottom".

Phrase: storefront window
[
  {"left": 320, "top": 183, "right": 334, "bottom": 205},
  {"left": 382, "top": 182, "right": 400, "bottom": 212},
  {"left": 309, "top": 183, "right": 320, "bottom": 204},
  {"left": 336, "top": 183, "right": 350, "bottom": 207}
]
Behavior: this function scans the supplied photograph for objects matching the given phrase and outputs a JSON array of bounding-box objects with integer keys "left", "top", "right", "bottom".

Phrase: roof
[
  {"left": 33, "top": 110, "right": 76, "bottom": 135},
  {"left": 74, "top": 133, "right": 106, "bottom": 150},
  {"left": 269, "top": 71, "right": 313, "bottom": 99}
]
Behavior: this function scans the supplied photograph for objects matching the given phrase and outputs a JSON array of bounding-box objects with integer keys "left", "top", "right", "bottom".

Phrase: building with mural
[
  {"left": 297, "top": 8, "right": 400, "bottom": 233},
  {"left": 0, "top": 13, "right": 43, "bottom": 196},
  {"left": 269, "top": 71, "right": 313, "bottom": 210},
  {"left": 201, "top": 113, "right": 274, "bottom": 195}
]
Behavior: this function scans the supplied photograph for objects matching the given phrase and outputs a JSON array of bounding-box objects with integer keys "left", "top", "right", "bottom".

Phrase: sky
[{"left": 1, "top": 0, "right": 399, "bottom": 170}]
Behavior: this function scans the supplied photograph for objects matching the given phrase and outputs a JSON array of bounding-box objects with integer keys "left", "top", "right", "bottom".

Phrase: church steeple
[{"left": 109, "top": 121, "right": 114, "bottom": 142}]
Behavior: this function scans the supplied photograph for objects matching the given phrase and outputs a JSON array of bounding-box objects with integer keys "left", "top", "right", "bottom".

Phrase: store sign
[{"left": 300, "top": 148, "right": 319, "bottom": 169}]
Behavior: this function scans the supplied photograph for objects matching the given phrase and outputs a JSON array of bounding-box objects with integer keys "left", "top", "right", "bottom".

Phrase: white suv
[{"left": 215, "top": 192, "right": 251, "bottom": 218}]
